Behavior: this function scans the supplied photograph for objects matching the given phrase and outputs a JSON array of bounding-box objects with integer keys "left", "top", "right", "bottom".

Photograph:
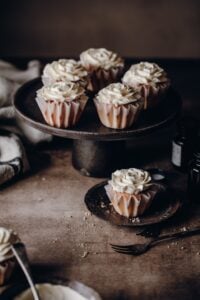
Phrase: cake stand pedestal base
[{"left": 72, "top": 140, "right": 126, "bottom": 177}]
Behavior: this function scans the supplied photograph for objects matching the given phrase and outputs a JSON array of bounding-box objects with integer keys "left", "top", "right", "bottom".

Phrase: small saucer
[{"left": 84, "top": 181, "right": 182, "bottom": 227}]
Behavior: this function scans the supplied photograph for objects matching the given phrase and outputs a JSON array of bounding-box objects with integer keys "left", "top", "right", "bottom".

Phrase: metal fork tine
[
  {"left": 110, "top": 244, "right": 133, "bottom": 250},
  {"left": 112, "top": 248, "right": 134, "bottom": 255},
  {"left": 111, "top": 245, "right": 133, "bottom": 252}
]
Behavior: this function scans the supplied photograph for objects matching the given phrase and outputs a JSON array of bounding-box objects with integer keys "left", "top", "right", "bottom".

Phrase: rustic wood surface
[{"left": 0, "top": 60, "right": 200, "bottom": 299}]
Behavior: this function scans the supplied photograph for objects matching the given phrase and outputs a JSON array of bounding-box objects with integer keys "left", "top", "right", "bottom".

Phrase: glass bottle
[{"left": 171, "top": 118, "right": 199, "bottom": 172}]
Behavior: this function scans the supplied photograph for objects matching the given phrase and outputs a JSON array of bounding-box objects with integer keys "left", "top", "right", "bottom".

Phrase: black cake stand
[{"left": 14, "top": 77, "right": 181, "bottom": 177}]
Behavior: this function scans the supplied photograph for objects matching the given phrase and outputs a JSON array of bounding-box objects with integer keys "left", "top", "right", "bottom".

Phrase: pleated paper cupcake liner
[
  {"left": 87, "top": 67, "right": 123, "bottom": 92},
  {"left": 105, "top": 184, "right": 160, "bottom": 218},
  {"left": 36, "top": 97, "right": 88, "bottom": 128},
  {"left": 94, "top": 99, "right": 143, "bottom": 129},
  {"left": 0, "top": 259, "right": 16, "bottom": 286},
  {"left": 137, "top": 81, "right": 170, "bottom": 110}
]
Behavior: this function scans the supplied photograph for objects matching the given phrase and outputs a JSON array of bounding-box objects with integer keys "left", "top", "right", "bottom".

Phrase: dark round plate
[
  {"left": 1, "top": 278, "right": 101, "bottom": 300},
  {"left": 14, "top": 77, "right": 181, "bottom": 141},
  {"left": 84, "top": 181, "right": 182, "bottom": 227}
]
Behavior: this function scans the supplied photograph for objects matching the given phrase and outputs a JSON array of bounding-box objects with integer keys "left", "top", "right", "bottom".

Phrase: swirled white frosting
[
  {"left": 80, "top": 48, "right": 124, "bottom": 70},
  {"left": 122, "top": 62, "right": 169, "bottom": 87},
  {"left": 0, "top": 227, "right": 20, "bottom": 263},
  {"left": 37, "top": 81, "right": 88, "bottom": 103},
  {"left": 109, "top": 168, "right": 152, "bottom": 194},
  {"left": 14, "top": 284, "right": 88, "bottom": 300},
  {"left": 95, "top": 83, "right": 142, "bottom": 105},
  {"left": 42, "top": 59, "right": 88, "bottom": 83}
]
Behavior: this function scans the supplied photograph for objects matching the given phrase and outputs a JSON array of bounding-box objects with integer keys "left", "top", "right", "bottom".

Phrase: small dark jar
[{"left": 188, "top": 149, "right": 200, "bottom": 203}]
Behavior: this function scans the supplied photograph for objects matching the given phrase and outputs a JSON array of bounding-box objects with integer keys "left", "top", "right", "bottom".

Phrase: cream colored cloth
[{"left": 0, "top": 60, "right": 52, "bottom": 186}]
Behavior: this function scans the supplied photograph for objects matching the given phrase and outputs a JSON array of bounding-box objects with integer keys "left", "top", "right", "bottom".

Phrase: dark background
[{"left": 0, "top": 0, "right": 200, "bottom": 58}]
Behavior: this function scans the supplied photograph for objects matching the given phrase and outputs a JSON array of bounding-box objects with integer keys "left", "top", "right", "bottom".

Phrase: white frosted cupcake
[
  {"left": 105, "top": 168, "right": 160, "bottom": 217},
  {"left": 80, "top": 48, "right": 124, "bottom": 92},
  {"left": 36, "top": 81, "right": 88, "bottom": 128},
  {"left": 42, "top": 59, "right": 89, "bottom": 87},
  {"left": 0, "top": 227, "right": 20, "bottom": 285},
  {"left": 122, "top": 62, "right": 170, "bottom": 109},
  {"left": 94, "top": 83, "right": 143, "bottom": 129}
]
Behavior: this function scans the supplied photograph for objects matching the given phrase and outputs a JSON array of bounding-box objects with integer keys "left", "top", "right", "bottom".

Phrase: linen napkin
[{"left": 0, "top": 60, "right": 52, "bottom": 186}]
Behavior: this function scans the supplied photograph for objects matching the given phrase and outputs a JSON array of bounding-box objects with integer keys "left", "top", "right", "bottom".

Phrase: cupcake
[
  {"left": 0, "top": 227, "right": 20, "bottom": 285},
  {"left": 105, "top": 168, "right": 160, "bottom": 217},
  {"left": 122, "top": 62, "right": 170, "bottom": 109},
  {"left": 94, "top": 83, "right": 143, "bottom": 129},
  {"left": 80, "top": 48, "right": 124, "bottom": 92},
  {"left": 36, "top": 81, "right": 88, "bottom": 128},
  {"left": 42, "top": 59, "right": 89, "bottom": 87}
]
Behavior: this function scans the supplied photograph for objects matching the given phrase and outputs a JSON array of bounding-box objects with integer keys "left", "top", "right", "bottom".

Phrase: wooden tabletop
[{"left": 1, "top": 59, "right": 200, "bottom": 299}]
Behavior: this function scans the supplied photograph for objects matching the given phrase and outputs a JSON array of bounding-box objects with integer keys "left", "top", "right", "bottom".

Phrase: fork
[{"left": 111, "top": 226, "right": 200, "bottom": 255}]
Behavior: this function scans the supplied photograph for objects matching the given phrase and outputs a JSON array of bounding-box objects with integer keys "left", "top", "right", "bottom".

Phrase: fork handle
[{"left": 151, "top": 226, "right": 200, "bottom": 246}]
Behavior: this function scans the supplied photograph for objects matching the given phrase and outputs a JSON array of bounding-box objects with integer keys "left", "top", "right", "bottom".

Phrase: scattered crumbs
[
  {"left": 100, "top": 202, "right": 106, "bottom": 209},
  {"left": 81, "top": 251, "right": 89, "bottom": 258},
  {"left": 52, "top": 238, "right": 58, "bottom": 244},
  {"left": 180, "top": 246, "right": 185, "bottom": 250},
  {"left": 197, "top": 252, "right": 200, "bottom": 256},
  {"left": 42, "top": 177, "right": 46, "bottom": 181},
  {"left": 84, "top": 212, "right": 92, "bottom": 217},
  {"left": 131, "top": 217, "right": 140, "bottom": 223},
  {"left": 37, "top": 197, "right": 43, "bottom": 202}
]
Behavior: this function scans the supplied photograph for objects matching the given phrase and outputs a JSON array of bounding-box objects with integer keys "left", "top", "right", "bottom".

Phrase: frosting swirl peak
[
  {"left": 80, "top": 48, "right": 124, "bottom": 70},
  {"left": 109, "top": 168, "right": 152, "bottom": 194},
  {"left": 37, "top": 81, "right": 88, "bottom": 103},
  {"left": 95, "top": 83, "right": 142, "bottom": 105},
  {"left": 0, "top": 227, "right": 20, "bottom": 263},
  {"left": 122, "top": 62, "right": 169, "bottom": 87},
  {"left": 42, "top": 59, "right": 88, "bottom": 84}
]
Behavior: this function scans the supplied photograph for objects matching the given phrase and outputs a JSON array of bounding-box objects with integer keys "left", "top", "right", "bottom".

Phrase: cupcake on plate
[
  {"left": 122, "top": 62, "right": 170, "bottom": 109},
  {"left": 94, "top": 83, "right": 143, "bottom": 129},
  {"left": 36, "top": 81, "right": 88, "bottom": 128},
  {"left": 80, "top": 48, "right": 124, "bottom": 92},
  {"left": 42, "top": 59, "right": 89, "bottom": 87},
  {"left": 105, "top": 168, "right": 161, "bottom": 217},
  {"left": 0, "top": 227, "right": 20, "bottom": 285}
]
